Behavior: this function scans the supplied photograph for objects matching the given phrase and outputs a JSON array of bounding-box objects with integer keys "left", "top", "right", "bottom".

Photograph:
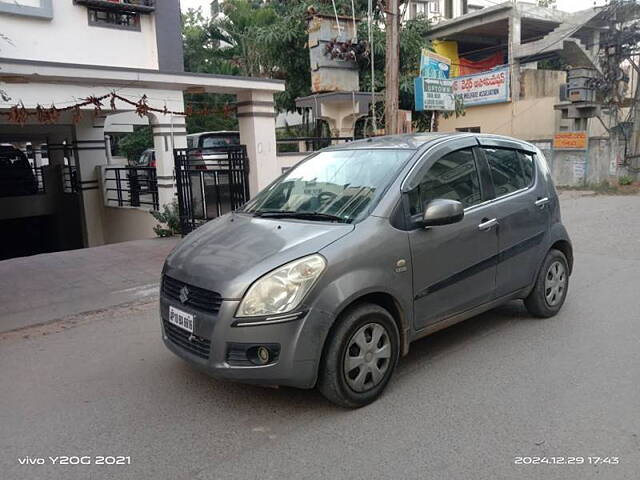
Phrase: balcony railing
[
  {"left": 74, "top": 0, "right": 155, "bottom": 14},
  {"left": 62, "top": 165, "right": 80, "bottom": 194},
  {"left": 104, "top": 166, "right": 158, "bottom": 210}
]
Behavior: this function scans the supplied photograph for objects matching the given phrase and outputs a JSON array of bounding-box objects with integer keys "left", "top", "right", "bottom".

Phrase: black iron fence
[
  {"left": 74, "top": 0, "right": 156, "bottom": 13},
  {"left": 174, "top": 146, "right": 250, "bottom": 235},
  {"left": 62, "top": 165, "right": 80, "bottom": 194},
  {"left": 104, "top": 166, "right": 158, "bottom": 210},
  {"left": 276, "top": 136, "right": 353, "bottom": 154}
]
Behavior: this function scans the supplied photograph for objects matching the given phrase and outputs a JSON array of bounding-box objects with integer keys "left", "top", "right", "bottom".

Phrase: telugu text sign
[
  {"left": 451, "top": 67, "right": 510, "bottom": 107},
  {"left": 553, "top": 132, "right": 588, "bottom": 150}
]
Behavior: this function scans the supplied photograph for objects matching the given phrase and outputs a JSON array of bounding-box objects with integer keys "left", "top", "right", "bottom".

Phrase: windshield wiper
[{"left": 253, "top": 210, "right": 349, "bottom": 223}]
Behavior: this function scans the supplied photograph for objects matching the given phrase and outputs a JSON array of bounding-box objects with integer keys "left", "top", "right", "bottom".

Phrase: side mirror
[{"left": 422, "top": 199, "right": 464, "bottom": 227}]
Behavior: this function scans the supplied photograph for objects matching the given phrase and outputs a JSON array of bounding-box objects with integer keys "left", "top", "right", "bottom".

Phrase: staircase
[
  {"left": 513, "top": 8, "right": 602, "bottom": 72},
  {"left": 561, "top": 38, "right": 601, "bottom": 73}
]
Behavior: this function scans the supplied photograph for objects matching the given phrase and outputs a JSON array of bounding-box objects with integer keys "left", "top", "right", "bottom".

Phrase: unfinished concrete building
[{"left": 426, "top": 1, "right": 606, "bottom": 139}]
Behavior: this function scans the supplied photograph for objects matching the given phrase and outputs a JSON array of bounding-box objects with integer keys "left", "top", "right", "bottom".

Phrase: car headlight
[{"left": 236, "top": 254, "right": 326, "bottom": 318}]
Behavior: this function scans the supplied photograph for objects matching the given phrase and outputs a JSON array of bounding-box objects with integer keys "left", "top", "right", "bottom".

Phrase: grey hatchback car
[{"left": 161, "top": 133, "right": 573, "bottom": 407}]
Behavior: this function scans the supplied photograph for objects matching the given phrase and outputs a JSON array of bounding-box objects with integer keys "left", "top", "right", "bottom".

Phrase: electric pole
[{"left": 384, "top": 0, "right": 400, "bottom": 135}]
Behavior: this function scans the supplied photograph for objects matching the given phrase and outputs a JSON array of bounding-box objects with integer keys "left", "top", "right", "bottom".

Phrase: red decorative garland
[{"left": 0, "top": 92, "right": 233, "bottom": 126}]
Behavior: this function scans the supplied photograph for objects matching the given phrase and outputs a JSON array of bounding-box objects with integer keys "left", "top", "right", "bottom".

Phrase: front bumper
[{"left": 160, "top": 294, "right": 332, "bottom": 389}]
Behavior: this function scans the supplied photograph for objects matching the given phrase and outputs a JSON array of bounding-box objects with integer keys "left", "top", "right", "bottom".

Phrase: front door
[{"left": 405, "top": 141, "right": 499, "bottom": 330}]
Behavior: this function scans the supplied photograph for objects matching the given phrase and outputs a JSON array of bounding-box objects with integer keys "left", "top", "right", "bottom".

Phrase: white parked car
[{"left": 186, "top": 131, "right": 240, "bottom": 170}]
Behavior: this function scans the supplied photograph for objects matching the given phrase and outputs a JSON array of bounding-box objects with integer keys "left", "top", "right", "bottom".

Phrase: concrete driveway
[
  {"left": 0, "top": 237, "right": 178, "bottom": 333},
  {"left": 1, "top": 192, "right": 639, "bottom": 480}
]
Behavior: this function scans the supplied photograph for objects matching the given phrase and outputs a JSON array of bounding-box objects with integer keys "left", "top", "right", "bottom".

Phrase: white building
[
  {"left": 0, "top": 0, "right": 284, "bottom": 259},
  {"left": 403, "top": 0, "right": 489, "bottom": 23}
]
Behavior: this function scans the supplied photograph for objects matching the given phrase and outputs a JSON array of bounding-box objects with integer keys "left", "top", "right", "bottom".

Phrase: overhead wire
[{"left": 331, "top": 0, "right": 342, "bottom": 37}]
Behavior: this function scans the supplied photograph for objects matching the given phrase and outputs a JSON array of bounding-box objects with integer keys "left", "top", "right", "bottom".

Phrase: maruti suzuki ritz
[{"left": 161, "top": 133, "right": 573, "bottom": 408}]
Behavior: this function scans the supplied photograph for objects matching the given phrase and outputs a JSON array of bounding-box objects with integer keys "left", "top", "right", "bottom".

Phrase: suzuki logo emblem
[{"left": 179, "top": 286, "right": 190, "bottom": 304}]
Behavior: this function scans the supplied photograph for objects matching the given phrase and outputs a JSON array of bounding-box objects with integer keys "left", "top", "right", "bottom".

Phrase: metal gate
[{"left": 174, "top": 146, "right": 250, "bottom": 235}]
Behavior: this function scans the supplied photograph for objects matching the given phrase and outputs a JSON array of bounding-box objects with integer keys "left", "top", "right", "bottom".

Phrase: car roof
[
  {"left": 187, "top": 131, "right": 239, "bottom": 138},
  {"left": 323, "top": 132, "right": 535, "bottom": 151}
]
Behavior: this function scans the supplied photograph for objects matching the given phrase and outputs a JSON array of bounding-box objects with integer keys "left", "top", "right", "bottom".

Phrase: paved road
[{"left": 1, "top": 192, "right": 639, "bottom": 480}]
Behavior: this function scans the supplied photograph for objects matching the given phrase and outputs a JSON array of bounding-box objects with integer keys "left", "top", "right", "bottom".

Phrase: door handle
[
  {"left": 535, "top": 197, "right": 550, "bottom": 208},
  {"left": 478, "top": 218, "right": 498, "bottom": 231}
]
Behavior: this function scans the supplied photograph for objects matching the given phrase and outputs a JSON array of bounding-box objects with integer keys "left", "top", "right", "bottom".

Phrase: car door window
[
  {"left": 482, "top": 147, "right": 529, "bottom": 197},
  {"left": 408, "top": 148, "right": 482, "bottom": 215}
]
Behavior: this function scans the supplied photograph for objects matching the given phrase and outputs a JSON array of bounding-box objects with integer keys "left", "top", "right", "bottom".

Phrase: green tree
[
  {"left": 182, "top": 1, "right": 431, "bottom": 128},
  {"left": 117, "top": 126, "right": 153, "bottom": 162},
  {"left": 182, "top": 7, "right": 239, "bottom": 133}
]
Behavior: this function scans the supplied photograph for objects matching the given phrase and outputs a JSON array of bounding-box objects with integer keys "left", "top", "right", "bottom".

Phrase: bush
[
  {"left": 618, "top": 175, "right": 633, "bottom": 186},
  {"left": 151, "top": 200, "right": 181, "bottom": 237}
]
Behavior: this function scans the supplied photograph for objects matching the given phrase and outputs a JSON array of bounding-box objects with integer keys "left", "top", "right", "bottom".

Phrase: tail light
[{"left": 150, "top": 158, "right": 156, "bottom": 168}]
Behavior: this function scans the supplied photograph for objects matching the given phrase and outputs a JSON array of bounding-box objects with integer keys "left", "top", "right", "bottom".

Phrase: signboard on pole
[
  {"left": 451, "top": 67, "right": 510, "bottom": 107},
  {"left": 414, "top": 77, "right": 455, "bottom": 111},
  {"left": 415, "top": 63, "right": 509, "bottom": 111},
  {"left": 415, "top": 49, "right": 454, "bottom": 111},
  {"left": 419, "top": 49, "right": 451, "bottom": 80},
  {"left": 553, "top": 131, "right": 588, "bottom": 150}
]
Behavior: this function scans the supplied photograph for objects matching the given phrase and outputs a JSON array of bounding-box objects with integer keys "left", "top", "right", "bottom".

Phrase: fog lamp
[{"left": 256, "top": 346, "right": 270, "bottom": 364}]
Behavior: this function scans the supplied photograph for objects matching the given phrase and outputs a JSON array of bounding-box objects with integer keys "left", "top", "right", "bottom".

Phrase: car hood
[{"left": 164, "top": 213, "right": 354, "bottom": 299}]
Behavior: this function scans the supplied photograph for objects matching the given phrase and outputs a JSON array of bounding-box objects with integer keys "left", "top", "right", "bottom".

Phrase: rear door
[
  {"left": 405, "top": 137, "right": 499, "bottom": 330},
  {"left": 477, "top": 138, "right": 551, "bottom": 297}
]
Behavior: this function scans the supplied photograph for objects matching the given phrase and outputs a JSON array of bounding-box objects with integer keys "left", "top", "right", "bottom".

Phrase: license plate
[{"left": 169, "top": 306, "right": 194, "bottom": 333}]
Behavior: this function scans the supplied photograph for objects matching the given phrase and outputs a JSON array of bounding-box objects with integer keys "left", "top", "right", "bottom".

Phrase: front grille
[
  {"left": 162, "top": 275, "right": 223, "bottom": 313},
  {"left": 163, "top": 320, "right": 211, "bottom": 359}
]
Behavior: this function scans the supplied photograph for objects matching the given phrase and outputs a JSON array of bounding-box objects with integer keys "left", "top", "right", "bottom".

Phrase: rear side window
[
  {"left": 187, "top": 136, "right": 196, "bottom": 149},
  {"left": 408, "top": 148, "right": 482, "bottom": 214},
  {"left": 519, "top": 151, "right": 535, "bottom": 186},
  {"left": 482, "top": 147, "right": 533, "bottom": 197},
  {"left": 202, "top": 135, "right": 240, "bottom": 149}
]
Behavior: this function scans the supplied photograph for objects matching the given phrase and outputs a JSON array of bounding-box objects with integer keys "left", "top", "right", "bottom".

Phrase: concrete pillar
[
  {"left": 509, "top": 14, "right": 522, "bottom": 103},
  {"left": 237, "top": 90, "right": 279, "bottom": 196},
  {"left": 46, "top": 134, "right": 69, "bottom": 168},
  {"left": 150, "top": 114, "right": 187, "bottom": 209},
  {"left": 591, "top": 30, "right": 600, "bottom": 57},
  {"left": 316, "top": 100, "right": 365, "bottom": 140},
  {"left": 74, "top": 116, "right": 108, "bottom": 247}
]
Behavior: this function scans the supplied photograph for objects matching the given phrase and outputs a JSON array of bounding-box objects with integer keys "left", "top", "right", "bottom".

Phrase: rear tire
[
  {"left": 525, "top": 249, "right": 569, "bottom": 318},
  {"left": 318, "top": 303, "right": 400, "bottom": 408}
]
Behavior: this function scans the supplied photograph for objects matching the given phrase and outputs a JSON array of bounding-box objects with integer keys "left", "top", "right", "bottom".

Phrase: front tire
[
  {"left": 525, "top": 249, "right": 569, "bottom": 318},
  {"left": 318, "top": 303, "right": 400, "bottom": 408}
]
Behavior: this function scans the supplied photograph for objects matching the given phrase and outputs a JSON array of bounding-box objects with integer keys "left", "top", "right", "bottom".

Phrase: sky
[{"left": 179, "top": 0, "right": 608, "bottom": 16}]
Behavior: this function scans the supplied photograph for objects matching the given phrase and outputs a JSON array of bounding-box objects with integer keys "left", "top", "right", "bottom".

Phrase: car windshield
[{"left": 241, "top": 149, "right": 413, "bottom": 223}]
